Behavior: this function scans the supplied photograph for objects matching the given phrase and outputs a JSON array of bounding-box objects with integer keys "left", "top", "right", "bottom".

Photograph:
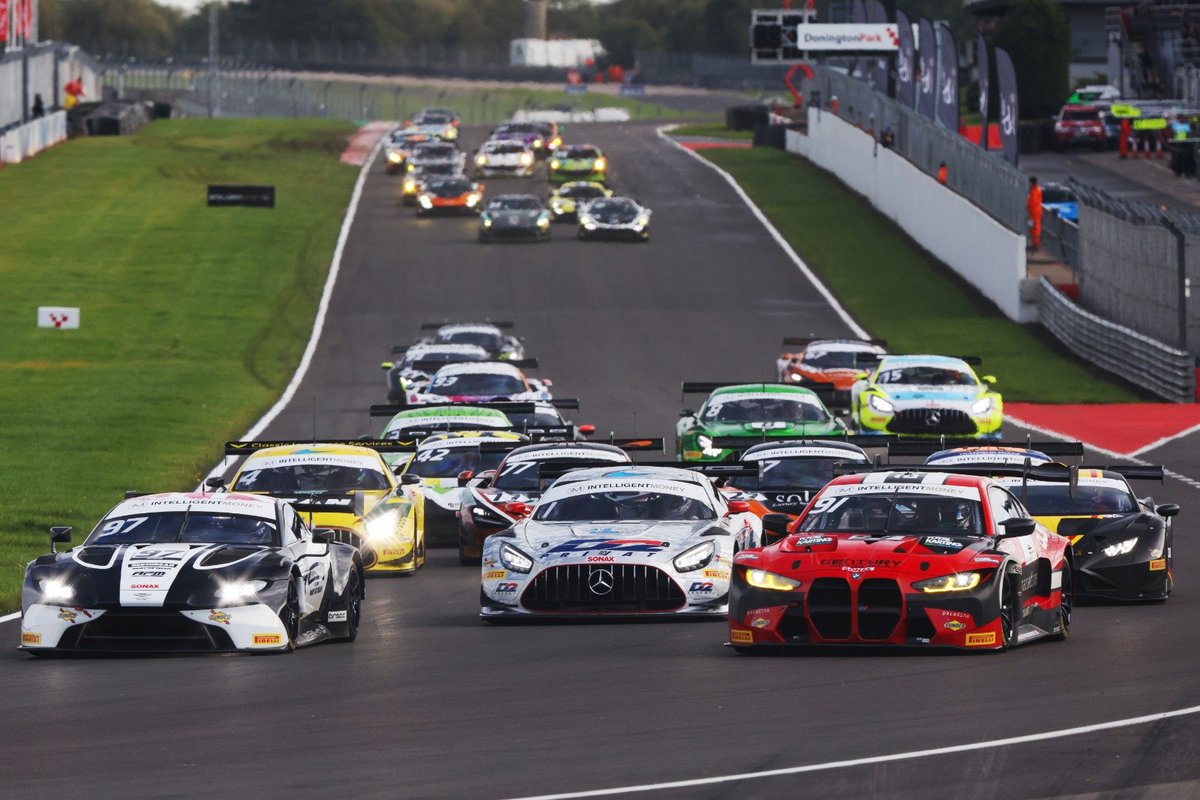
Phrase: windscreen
[
  {"left": 493, "top": 456, "right": 626, "bottom": 490},
  {"left": 876, "top": 366, "right": 976, "bottom": 386},
  {"left": 701, "top": 397, "right": 828, "bottom": 424},
  {"left": 802, "top": 350, "right": 863, "bottom": 369},
  {"left": 428, "top": 178, "right": 473, "bottom": 196},
  {"left": 1062, "top": 109, "right": 1099, "bottom": 121},
  {"left": 402, "top": 351, "right": 485, "bottom": 370},
  {"left": 588, "top": 199, "right": 636, "bottom": 214},
  {"left": 233, "top": 464, "right": 389, "bottom": 493},
  {"left": 562, "top": 146, "right": 598, "bottom": 158},
  {"left": 437, "top": 330, "right": 503, "bottom": 350},
  {"left": 87, "top": 512, "right": 279, "bottom": 546},
  {"left": 407, "top": 446, "right": 507, "bottom": 478},
  {"left": 417, "top": 144, "right": 456, "bottom": 159},
  {"left": 489, "top": 142, "right": 527, "bottom": 154},
  {"left": 728, "top": 458, "right": 850, "bottom": 492},
  {"left": 1022, "top": 483, "right": 1137, "bottom": 515},
  {"left": 799, "top": 492, "right": 984, "bottom": 535},
  {"left": 489, "top": 196, "right": 542, "bottom": 211},
  {"left": 534, "top": 490, "right": 715, "bottom": 521},
  {"left": 429, "top": 372, "right": 524, "bottom": 395},
  {"left": 562, "top": 184, "right": 607, "bottom": 199},
  {"left": 1041, "top": 187, "right": 1075, "bottom": 204}
]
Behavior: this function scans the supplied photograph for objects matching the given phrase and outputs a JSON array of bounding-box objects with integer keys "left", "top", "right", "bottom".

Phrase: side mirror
[
  {"left": 457, "top": 469, "right": 475, "bottom": 484},
  {"left": 855, "top": 371, "right": 868, "bottom": 381},
  {"left": 679, "top": 408, "right": 694, "bottom": 418},
  {"left": 727, "top": 500, "right": 752, "bottom": 514},
  {"left": 311, "top": 528, "right": 336, "bottom": 545},
  {"left": 760, "top": 513, "right": 792, "bottom": 545},
  {"left": 982, "top": 375, "right": 997, "bottom": 384},
  {"left": 50, "top": 526, "right": 72, "bottom": 554},
  {"left": 578, "top": 424, "right": 596, "bottom": 436},
  {"left": 996, "top": 517, "right": 1037, "bottom": 539},
  {"left": 503, "top": 501, "right": 530, "bottom": 518},
  {"left": 205, "top": 477, "right": 226, "bottom": 491},
  {"left": 1157, "top": 503, "right": 1181, "bottom": 518},
  {"left": 401, "top": 473, "right": 422, "bottom": 485},
  {"left": 380, "top": 361, "right": 394, "bottom": 370}
]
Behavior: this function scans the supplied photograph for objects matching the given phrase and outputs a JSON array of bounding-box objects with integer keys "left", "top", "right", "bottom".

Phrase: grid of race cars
[{"left": 18, "top": 112, "right": 1181, "bottom": 656}]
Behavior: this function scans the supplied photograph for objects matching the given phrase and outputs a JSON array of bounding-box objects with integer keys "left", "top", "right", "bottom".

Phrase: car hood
[
  {"left": 487, "top": 209, "right": 543, "bottom": 223},
  {"left": 749, "top": 532, "right": 999, "bottom": 579},
  {"left": 695, "top": 420, "right": 842, "bottom": 436},
  {"left": 875, "top": 384, "right": 985, "bottom": 407},
  {"left": 587, "top": 207, "right": 640, "bottom": 225}
]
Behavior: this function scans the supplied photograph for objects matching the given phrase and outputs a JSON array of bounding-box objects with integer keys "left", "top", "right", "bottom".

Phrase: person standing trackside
[
  {"left": 1027, "top": 176, "right": 1043, "bottom": 250},
  {"left": 937, "top": 162, "right": 948, "bottom": 184}
]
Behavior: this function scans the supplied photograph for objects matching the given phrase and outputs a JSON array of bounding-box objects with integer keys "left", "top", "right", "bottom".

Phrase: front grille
[
  {"left": 522, "top": 564, "right": 686, "bottom": 612},
  {"left": 887, "top": 409, "right": 976, "bottom": 435},
  {"left": 807, "top": 578, "right": 852, "bottom": 639},
  {"left": 490, "top": 227, "right": 539, "bottom": 239},
  {"left": 857, "top": 579, "right": 903, "bottom": 640},
  {"left": 60, "top": 609, "right": 234, "bottom": 652}
]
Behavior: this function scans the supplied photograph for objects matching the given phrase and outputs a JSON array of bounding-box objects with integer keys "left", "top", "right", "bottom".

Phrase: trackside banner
[
  {"left": 917, "top": 18, "right": 937, "bottom": 120},
  {"left": 996, "top": 47, "right": 1019, "bottom": 166},
  {"left": 795, "top": 24, "right": 899, "bottom": 52},
  {"left": 936, "top": 23, "right": 958, "bottom": 131},
  {"left": 895, "top": 10, "right": 915, "bottom": 108},
  {"left": 867, "top": 1, "right": 889, "bottom": 94},
  {"left": 977, "top": 34, "right": 990, "bottom": 148}
]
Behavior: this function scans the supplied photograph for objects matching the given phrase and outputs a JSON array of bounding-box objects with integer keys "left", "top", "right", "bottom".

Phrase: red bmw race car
[{"left": 729, "top": 467, "right": 1073, "bottom": 652}]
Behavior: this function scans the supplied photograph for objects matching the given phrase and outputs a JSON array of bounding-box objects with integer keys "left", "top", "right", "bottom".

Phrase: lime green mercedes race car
[
  {"left": 849, "top": 354, "right": 1003, "bottom": 439},
  {"left": 676, "top": 382, "right": 847, "bottom": 462},
  {"left": 548, "top": 144, "right": 607, "bottom": 185}
]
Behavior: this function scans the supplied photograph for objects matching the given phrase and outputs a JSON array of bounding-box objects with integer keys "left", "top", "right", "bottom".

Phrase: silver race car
[
  {"left": 576, "top": 196, "right": 651, "bottom": 241},
  {"left": 480, "top": 465, "right": 761, "bottom": 619}
]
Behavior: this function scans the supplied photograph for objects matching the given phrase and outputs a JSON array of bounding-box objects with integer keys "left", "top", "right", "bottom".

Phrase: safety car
[
  {"left": 473, "top": 140, "right": 536, "bottom": 177},
  {"left": 548, "top": 181, "right": 612, "bottom": 222},
  {"left": 20, "top": 492, "right": 364, "bottom": 654},
  {"left": 548, "top": 144, "right": 607, "bottom": 184},
  {"left": 408, "top": 361, "right": 551, "bottom": 405},
  {"left": 223, "top": 441, "right": 425, "bottom": 574},
  {"left": 729, "top": 467, "right": 1073, "bottom": 651},
  {"left": 479, "top": 194, "right": 552, "bottom": 242},
  {"left": 677, "top": 382, "right": 847, "bottom": 462},
  {"left": 850, "top": 355, "right": 1003, "bottom": 439},
  {"left": 416, "top": 175, "right": 485, "bottom": 216},
  {"left": 577, "top": 197, "right": 651, "bottom": 241},
  {"left": 418, "top": 321, "right": 525, "bottom": 361},
  {"left": 480, "top": 465, "right": 762, "bottom": 619}
]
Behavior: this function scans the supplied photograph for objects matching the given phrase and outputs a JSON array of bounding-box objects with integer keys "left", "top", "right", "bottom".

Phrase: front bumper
[{"left": 856, "top": 402, "right": 1002, "bottom": 439}]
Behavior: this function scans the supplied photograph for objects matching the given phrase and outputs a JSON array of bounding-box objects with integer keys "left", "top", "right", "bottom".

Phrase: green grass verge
[
  {"left": 668, "top": 122, "right": 753, "bottom": 140},
  {"left": 692, "top": 146, "right": 1140, "bottom": 404},
  {"left": 0, "top": 118, "right": 358, "bottom": 612}
]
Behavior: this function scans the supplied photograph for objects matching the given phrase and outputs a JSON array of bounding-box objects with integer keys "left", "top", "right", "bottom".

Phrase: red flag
[
  {"left": 0, "top": 0, "right": 9, "bottom": 44},
  {"left": 20, "top": 0, "right": 31, "bottom": 39}
]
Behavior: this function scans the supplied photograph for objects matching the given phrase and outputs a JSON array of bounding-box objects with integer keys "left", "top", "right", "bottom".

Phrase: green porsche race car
[
  {"left": 676, "top": 382, "right": 847, "bottom": 462},
  {"left": 548, "top": 144, "right": 607, "bottom": 185}
]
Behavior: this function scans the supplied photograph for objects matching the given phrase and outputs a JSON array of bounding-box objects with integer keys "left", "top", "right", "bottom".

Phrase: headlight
[
  {"left": 912, "top": 572, "right": 984, "bottom": 593},
  {"left": 697, "top": 435, "right": 722, "bottom": 458},
  {"left": 39, "top": 579, "right": 74, "bottom": 601},
  {"left": 500, "top": 542, "right": 534, "bottom": 574},
  {"left": 467, "top": 193, "right": 480, "bottom": 207},
  {"left": 580, "top": 214, "right": 597, "bottom": 230},
  {"left": 444, "top": 128, "right": 457, "bottom": 139},
  {"left": 533, "top": 138, "right": 544, "bottom": 149},
  {"left": 673, "top": 541, "right": 715, "bottom": 573},
  {"left": 218, "top": 579, "right": 268, "bottom": 601},
  {"left": 475, "top": 155, "right": 487, "bottom": 166},
  {"left": 867, "top": 393, "right": 894, "bottom": 414},
  {"left": 419, "top": 195, "right": 433, "bottom": 209},
  {"left": 1102, "top": 538, "right": 1137, "bottom": 558},
  {"left": 633, "top": 213, "right": 650, "bottom": 230},
  {"left": 519, "top": 152, "right": 534, "bottom": 166},
  {"left": 387, "top": 152, "right": 402, "bottom": 163},
  {"left": 745, "top": 569, "right": 801, "bottom": 591},
  {"left": 403, "top": 179, "right": 416, "bottom": 193},
  {"left": 471, "top": 505, "right": 507, "bottom": 525},
  {"left": 406, "top": 163, "right": 415, "bottom": 172},
  {"left": 971, "top": 396, "right": 994, "bottom": 415},
  {"left": 537, "top": 213, "right": 550, "bottom": 229},
  {"left": 366, "top": 511, "right": 398, "bottom": 542},
  {"left": 482, "top": 217, "right": 493, "bottom": 228},
  {"left": 594, "top": 157, "right": 607, "bottom": 171},
  {"left": 550, "top": 159, "right": 561, "bottom": 170}
]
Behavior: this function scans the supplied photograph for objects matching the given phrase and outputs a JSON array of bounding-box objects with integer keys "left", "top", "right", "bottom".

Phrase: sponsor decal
[
  {"left": 922, "top": 536, "right": 965, "bottom": 550},
  {"left": 253, "top": 633, "right": 283, "bottom": 645},
  {"left": 944, "top": 620, "right": 966, "bottom": 631},
  {"left": 843, "top": 567, "right": 873, "bottom": 578},
  {"left": 1150, "top": 559, "right": 1167, "bottom": 571},
  {"left": 793, "top": 535, "right": 834, "bottom": 547},
  {"left": 495, "top": 582, "right": 519, "bottom": 593},
  {"left": 587, "top": 556, "right": 615, "bottom": 563},
  {"left": 688, "top": 581, "right": 715, "bottom": 593},
  {"left": 703, "top": 569, "right": 730, "bottom": 579},
  {"left": 327, "top": 610, "right": 348, "bottom": 623},
  {"left": 209, "top": 610, "right": 233, "bottom": 625},
  {"left": 484, "top": 570, "right": 507, "bottom": 580},
  {"left": 21, "top": 631, "right": 42, "bottom": 645},
  {"left": 965, "top": 632, "right": 996, "bottom": 647},
  {"left": 751, "top": 617, "right": 770, "bottom": 629},
  {"left": 730, "top": 629, "right": 754, "bottom": 644},
  {"left": 820, "top": 558, "right": 900, "bottom": 568},
  {"left": 973, "top": 556, "right": 1002, "bottom": 564},
  {"left": 547, "top": 539, "right": 669, "bottom": 555},
  {"left": 57, "top": 608, "right": 78, "bottom": 623},
  {"left": 129, "top": 583, "right": 160, "bottom": 590}
]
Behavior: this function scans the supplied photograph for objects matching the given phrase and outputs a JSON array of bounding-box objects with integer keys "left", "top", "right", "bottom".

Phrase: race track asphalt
[{"left": 3, "top": 123, "right": 1200, "bottom": 800}]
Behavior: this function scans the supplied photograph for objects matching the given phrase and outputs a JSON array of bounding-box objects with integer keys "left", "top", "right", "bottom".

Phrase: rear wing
[
  {"left": 285, "top": 493, "right": 369, "bottom": 517},
  {"left": 478, "top": 437, "right": 665, "bottom": 454},
  {"left": 781, "top": 337, "right": 888, "bottom": 348},
  {"left": 887, "top": 439, "right": 1085, "bottom": 459},
  {"left": 397, "top": 357, "right": 538, "bottom": 371},
  {"left": 633, "top": 461, "right": 759, "bottom": 478},
  {"left": 369, "top": 402, "right": 537, "bottom": 417},
  {"left": 711, "top": 433, "right": 892, "bottom": 451},
  {"left": 1084, "top": 465, "right": 1165, "bottom": 483},
  {"left": 420, "top": 320, "right": 514, "bottom": 330},
  {"left": 225, "top": 439, "right": 418, "bottom": 455},
  {"left": 834, "top": 461, "right": 1074, "bottom": 483},
  {"left": 680, "top": 380, "right": 843, "bottom": 410},
  {"left": 853, "top": 354, "right": 983, "bottom": 367}
]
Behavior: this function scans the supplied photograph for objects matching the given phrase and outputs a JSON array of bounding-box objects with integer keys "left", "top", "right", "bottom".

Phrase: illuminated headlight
[
  {"left": 403, "top": 179, "right": 417, "bottom": 193},
  {"left": 467, "top": 193, "right": 480, "bottom": 207},
  {"left": 500, "top": 542, "right": 534, "bottom": 574},
  {"left": 745, "top": 569, "right": 801, "bottom": 591},
  {"left": 550, "top": 159, "right": 561, "bottom": 170},
  {"left": 697, "top": 434, "right": 722, "bottom": 458},
  {"left": 867, "top": 393, "right": 894, "bottom": 414},
  {"left": 580, "top": 214, "right": 597, "bottom": 230},
  {"left": 673, "top": 541, "right": 715, "bottom": 573},
  {"left": 537, "top": 213, "right": 551, "bottom": 229},
  {"left": 39, "top": 579, "right": 74, "bottom": 601},
  {"left": 551, "top": 200, "right": 565, "bottom": 212},
  {"left": 633, "top": 213, "right": 650, "bottom": 230},
  {"left": 443, "top": 127, "right": 457, "bottom": 139},
  {"left": 519, "top": 152, "right": 534, "bottom": 166},
  {"left": 790, "top": 373, "right": 803, "bottom": 382},
  {"left": 471, "top": 505, "right": 507, "bottom": 524},
  {"left": 912, "top": 572, "right": 984, "bottom": 593},
  {"left": 475, "top": 154, "right": 488, "bottom": 166},
  {"left": 387, "top": 152, "right": 402, "bottom": 163},
  {"left": 366, "top": 512, "right": 398, "bottom": 542},
  {"left": 533, "top": 139, "right": 544, "bottom": 149},
  {"left": 218, "top": 579, "right": 268, "bottom": 601},
  {"left": 482, "top": 216, "right": 493, "bottom": 228},
  {"left": 594, "top": 157, "right": 607, "bottom": 171},
  {"left": 406, "top": 163, "right": 415, "bottom": 172},
  {"left": 971, "top": 396, "right": 994, "bottom": 415},
  {"left": 1102, "top": 538, "right": 1138, "bottom": 558},
  {"left": 419, "top": 195, "right": 433, "bottom": 209}
]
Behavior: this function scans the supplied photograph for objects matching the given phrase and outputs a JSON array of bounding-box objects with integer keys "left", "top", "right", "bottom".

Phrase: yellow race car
[
  {"left": 224, "top": 440, "right": 426, "bottom": 574},
  {"left": 548, "top": 181, "right": 612, "bottom": 222}
]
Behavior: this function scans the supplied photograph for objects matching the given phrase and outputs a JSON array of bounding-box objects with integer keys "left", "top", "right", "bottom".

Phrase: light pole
[{"left": 207, "top": 3, "right": 220, "bottom": 118}]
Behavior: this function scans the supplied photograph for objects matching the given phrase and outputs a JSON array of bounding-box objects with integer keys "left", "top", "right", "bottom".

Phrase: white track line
[
  {"left": 1129, "top": 420, "right": 1200, "bottom": 458},
  {"left": 198, "top": 129, "right": 387, "bottom": 487},
  {"left": 0, "top": 612, "right": 20, "bottom": 625},
  {"left": 657, "top": 125, "right": 870, "bottom": 339},
  {"left": 500, "top": 702, "right": 1200, "bottom": 800}
]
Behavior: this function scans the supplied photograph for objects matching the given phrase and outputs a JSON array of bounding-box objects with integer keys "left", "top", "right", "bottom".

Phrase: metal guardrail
[
  {"left": 1070, "top": 177, "right": 1200, "bottom": 234},
  {"left": 1039, "top": 277, "right": 1195, "bottom": 402},
  {"left": 1042, "top": 212, "right": 1080, "bottom": 274}
]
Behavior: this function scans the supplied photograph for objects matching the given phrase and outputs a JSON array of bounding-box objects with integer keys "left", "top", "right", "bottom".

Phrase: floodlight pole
[{"left": 207, "top": 3, "right": 220, "bottom": 118}]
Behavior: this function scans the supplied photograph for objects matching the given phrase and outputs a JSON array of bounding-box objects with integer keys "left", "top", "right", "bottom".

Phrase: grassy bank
[
  {"left": 0, "top": 118, "right": 358, "bottom": 611},
  {"left": 692, "top": 146, "right": 1139, "bottom": 404},
  {"left": 660, "top": 122, "right": 751, "bottom": 140}
]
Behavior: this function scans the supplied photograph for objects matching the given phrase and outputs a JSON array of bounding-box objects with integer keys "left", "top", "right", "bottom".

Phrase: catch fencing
[
  {"left": 797, "top": 65, "right": 1028, "bottom": 234},
  {"left": 1039, "top": 277, "right": 1196, "bottom": 402}
]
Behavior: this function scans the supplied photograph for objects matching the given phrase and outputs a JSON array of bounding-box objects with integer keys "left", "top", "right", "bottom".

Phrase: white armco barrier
[
  {"left": 787, "top": 109, "right": 1033, "bottom": 322},
  {"left": 0, "top": 110, "right": 68, "bottom": 165}
]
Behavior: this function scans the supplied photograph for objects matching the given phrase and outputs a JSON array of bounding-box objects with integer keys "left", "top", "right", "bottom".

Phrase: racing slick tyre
[
  {"left": 341, "top": 569, "right": 363, "bottom": 642},
  {"left": 998, "top": 575, "right": 1017, "bottom": 651},
  {"left": 283, "top": 579, "right": 300, "bottom": 652},
  {"left": 1053, "top": 562, "right": 1073, "bottom": 640}
]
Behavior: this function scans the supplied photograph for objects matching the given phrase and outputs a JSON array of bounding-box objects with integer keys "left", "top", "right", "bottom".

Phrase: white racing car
[
  {"left": 408, "top": 361, "right": 551, "bottom": 405},
  {"left": 473, "top": 140, "right": 536, "bottom": 176},
  {"left": 480, "top": 465, "right": 761, "bottom": 619}
]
